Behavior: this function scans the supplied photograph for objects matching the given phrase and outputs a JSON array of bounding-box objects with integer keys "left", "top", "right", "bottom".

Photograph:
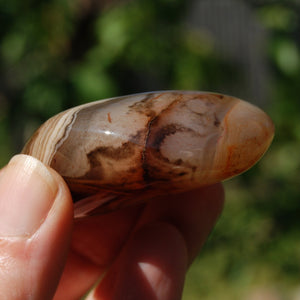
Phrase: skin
[{"left": 0, "top": 155, "right": 224, "bottom": 300}]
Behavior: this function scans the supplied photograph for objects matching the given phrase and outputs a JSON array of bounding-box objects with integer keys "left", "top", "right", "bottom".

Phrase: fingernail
[{"left": 0, "top": 155, "right": 58, "bottom": 237}]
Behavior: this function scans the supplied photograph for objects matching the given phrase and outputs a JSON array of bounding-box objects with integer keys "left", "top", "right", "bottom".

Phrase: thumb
[{"left": 0, "top": 154, "right": 73, "bottom": 300}]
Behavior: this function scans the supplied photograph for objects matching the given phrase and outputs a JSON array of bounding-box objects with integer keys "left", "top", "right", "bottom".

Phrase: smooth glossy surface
[{"left": 22, "top": 91, "right": 274, "bottom": 217}]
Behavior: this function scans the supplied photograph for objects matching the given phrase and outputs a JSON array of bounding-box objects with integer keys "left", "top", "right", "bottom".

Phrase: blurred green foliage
[{"left": 0, "top": 0, "right": 300, "bottom": 299}]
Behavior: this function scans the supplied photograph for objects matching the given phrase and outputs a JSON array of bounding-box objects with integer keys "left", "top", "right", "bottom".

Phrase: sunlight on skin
[{"left": 138, "top": 261, "right": 172, "bottom": 298}]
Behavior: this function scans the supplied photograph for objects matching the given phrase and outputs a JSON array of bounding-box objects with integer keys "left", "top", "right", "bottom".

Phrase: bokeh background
[{"left": 0, "top": 0, "right": 299, "bottom": 299}]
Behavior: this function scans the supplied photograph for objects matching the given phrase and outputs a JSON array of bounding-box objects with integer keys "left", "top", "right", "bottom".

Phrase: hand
[{"left": 0, "top": 155, "right": 224, "bottom": 300}]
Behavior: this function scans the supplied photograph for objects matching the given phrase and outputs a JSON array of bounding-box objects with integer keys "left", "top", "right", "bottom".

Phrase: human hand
[{"left": 0, "top": 155, "right": 224, "bottom": 300}]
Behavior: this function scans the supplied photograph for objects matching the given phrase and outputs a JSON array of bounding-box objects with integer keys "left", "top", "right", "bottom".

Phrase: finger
[
  {"left": 71, "top": 205, "right": 144, "bottom": 267},
  {"left": 88, "top": 222, "right": 187, "bottom": 300},
  {"left": 137, "top": 184, "right": 225, "bottom": 264},
  {"left": 54, "top": 206, "right": 143, "bottom": 300},
  {"left": 89, "top": 184, "right": 224, "bottom": 300},
  {"left": 0, "top": 155, "right": 73, "bottom": 300}
]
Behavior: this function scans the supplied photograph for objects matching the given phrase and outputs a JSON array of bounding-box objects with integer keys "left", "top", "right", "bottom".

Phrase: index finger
[{"left": 89, "top": 184, "right": 224, "bottom": 300}]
